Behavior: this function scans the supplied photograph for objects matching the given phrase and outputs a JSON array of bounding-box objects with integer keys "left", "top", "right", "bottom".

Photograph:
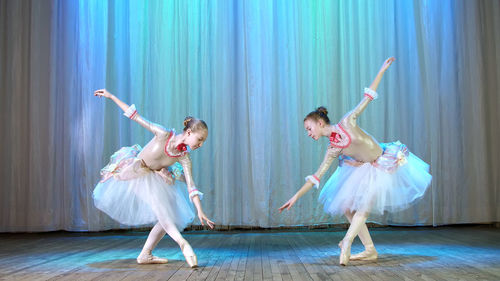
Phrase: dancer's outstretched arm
[
  {"left": 178, "top": 155, "right": 215, "bottom": 229},
  {"left": 348, "top": 57, "right": 395, "bottom": 121},
  {"left": 192, "top": 196, "right": 215, "bottom": 229},
  {"left": 94, "top": 89, "right": 168, "bottom": 136},
  {"left": 369, "top": 57, "right": 395, "bottom": 92},
  {"left": 278, "top": 181, "right": 315, "bottom": 213},
  {"left": 279, "top": 146, "right": 341, "bottom": 212}
]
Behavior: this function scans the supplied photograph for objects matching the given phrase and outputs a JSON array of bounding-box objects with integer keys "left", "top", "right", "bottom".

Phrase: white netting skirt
[
  {"left": 319, "top": 141, "right": 432, "bottom": 216},
  {"left": 93, "top": 145, "right": 195, "bottom": 230}
]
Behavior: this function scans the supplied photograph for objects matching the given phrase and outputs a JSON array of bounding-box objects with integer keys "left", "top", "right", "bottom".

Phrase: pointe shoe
[
  {"left": 338, "top": 239, "right": 351, "bottom": 266},
  {"left": 184, "top": 254, "right": 198, "bottom": 268},
  {"left": 180, "top": 240, "right": 198, "bottom": 268},
  {"left": 350, "top": 246, "right": 378, "bottom": 261},
  {"left": 136, "top": 253, "right": 168, "bottom": 264}
]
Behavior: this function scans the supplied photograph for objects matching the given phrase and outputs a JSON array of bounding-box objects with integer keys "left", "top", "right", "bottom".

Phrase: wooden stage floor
[{"left": 0, "top": 225, "right": 499, "bottom": 280}]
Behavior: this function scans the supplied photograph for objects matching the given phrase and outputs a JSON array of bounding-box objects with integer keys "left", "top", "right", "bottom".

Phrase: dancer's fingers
[
  {"left": 279, "top": 202, "right": 290, "bottom": 212},
  {"left": 94, "top": 89, "right": 107, "bottom": 97},
  {"left": 206, "top": 219, "right": 215, "bottom": 229}
]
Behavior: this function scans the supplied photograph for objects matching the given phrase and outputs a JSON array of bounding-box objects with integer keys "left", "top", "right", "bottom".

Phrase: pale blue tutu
[
  {"left": 319, "top": 141, "right": 432, "bottom": 215},
  {"left": 93, "top": 145, "right": 195, "bottom": 230}
]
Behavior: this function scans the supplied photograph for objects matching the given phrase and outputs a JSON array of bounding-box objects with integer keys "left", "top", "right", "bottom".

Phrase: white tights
[
  {"left": 140, "top": 220, "right": 192, "bottom": 256},
  {"left": 343, "top": 210, "right": 373, "bottom": 248}
]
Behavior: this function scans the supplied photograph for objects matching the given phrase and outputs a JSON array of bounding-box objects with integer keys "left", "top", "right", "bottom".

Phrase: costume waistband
[{"left": 339, "top": 141, "right": 409, "bottom": 173}]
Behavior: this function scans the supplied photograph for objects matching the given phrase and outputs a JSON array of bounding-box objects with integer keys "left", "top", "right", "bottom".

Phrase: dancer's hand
[
  {"left": 278, "top": 195, "right": 298, "bottom": 213},
  {"left": 379, "top": 57, "right": 395, "bottom": 72},
  {"left": 94, "top": 89, "right": 112, "bottom": 99},
  {"left": 198, "top": 211, "right": 215, "bottom": 229}
]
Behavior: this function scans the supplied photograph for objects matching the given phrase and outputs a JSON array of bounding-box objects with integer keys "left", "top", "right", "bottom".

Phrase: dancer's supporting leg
[
  {"left": 157, "top": 219, "right": 198, "bottom": 268},
  {"left": 137, "top": 223, "right": 168, "bottom": 264},
  {"left": 339, "top": 211, "right": 369, "bottom": 265},
  {"left": 343, "top": 210, "right": 378, "bottom": 261}
]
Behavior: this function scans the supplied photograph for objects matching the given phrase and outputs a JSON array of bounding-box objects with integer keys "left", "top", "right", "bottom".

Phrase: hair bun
[
  {"left": 316, "top": 106, "right": 328, "bottom": 116},
  {"left": 183, "top": 116, "right": 193, "bottom": 127}
]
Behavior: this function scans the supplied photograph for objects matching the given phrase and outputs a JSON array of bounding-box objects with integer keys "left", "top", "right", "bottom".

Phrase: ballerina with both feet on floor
[
  {"left": 279, "top": 57, "right": 432, "bottom": 266},
  {"left": 92, "top": 89, "right": 214, "bottom": 268}
]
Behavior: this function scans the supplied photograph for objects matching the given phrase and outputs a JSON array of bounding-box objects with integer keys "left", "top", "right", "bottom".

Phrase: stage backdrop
[{"left": 1, "top": 0, "right": 499, "bottom": 232}]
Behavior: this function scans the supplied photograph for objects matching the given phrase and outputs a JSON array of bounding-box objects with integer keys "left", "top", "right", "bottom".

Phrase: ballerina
[
  {"left": 93, "top": 89, "right": 214, "bottom": 268},
  {"left": 279, "top": 58, "right": 431, "bottom": 266}
]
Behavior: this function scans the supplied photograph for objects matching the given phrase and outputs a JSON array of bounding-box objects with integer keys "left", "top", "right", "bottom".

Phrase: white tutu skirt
[
  {"left": 93, "top": 145, "right": 195, "bottom": 230},
  {"left": 319, "top": 141, "right": 432, "bottom": 216}
]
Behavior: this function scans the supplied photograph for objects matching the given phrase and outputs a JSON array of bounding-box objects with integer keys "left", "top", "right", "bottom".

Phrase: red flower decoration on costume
[
  {"left": 176, "top": 143, "right": 188, "bottom": 152},
  {"left": 330, "top": 132, "right": 342, "bottom": 145}
]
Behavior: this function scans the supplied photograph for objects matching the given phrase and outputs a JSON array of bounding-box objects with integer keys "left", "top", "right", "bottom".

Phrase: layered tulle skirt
[
  {"left": 93, "top": 145, "right": 195, "bottom": 230},
  {"left": 319, "top": 141, "right": 432, "bottom": 216}
]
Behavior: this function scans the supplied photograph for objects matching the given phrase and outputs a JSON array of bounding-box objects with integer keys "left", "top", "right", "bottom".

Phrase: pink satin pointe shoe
[
  {"left": 338, "top": 239, "right": 352, "bottom": 266},
  {"left": 137, "top": 252, "right": 168, "bottom": 264},
  {"left": 180, "top": 240, "right": 198, "bottom": 268},
  {"left": 350, "top": 245, "right": 378, "bottom": 261}
]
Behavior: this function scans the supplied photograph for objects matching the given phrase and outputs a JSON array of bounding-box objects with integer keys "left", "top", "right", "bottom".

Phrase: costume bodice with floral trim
[
  {"left": 333, "top": 117, "right": 383, "bottom": 163},
  {"left": 307, "top": 89, "right": 384, "bottom": 187},
  {"left": 121, "top": 104, "right": 198, "bottom": 196},
  {"left": 136, "top": 130, "right": 189, "bottom": 170}
]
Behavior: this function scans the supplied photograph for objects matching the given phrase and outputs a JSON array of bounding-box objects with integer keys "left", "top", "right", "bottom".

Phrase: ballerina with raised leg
[
  {"left": 279, "top": 57, "right": 432, "bottom": 266},
  {"left": 92, "top": 89, "right": 214, "bottom": 268}
]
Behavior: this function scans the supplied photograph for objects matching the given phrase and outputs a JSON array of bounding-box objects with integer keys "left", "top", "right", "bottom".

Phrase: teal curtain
[{"left": 1, "top": 0, "right": 499, "bottom": 231}]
